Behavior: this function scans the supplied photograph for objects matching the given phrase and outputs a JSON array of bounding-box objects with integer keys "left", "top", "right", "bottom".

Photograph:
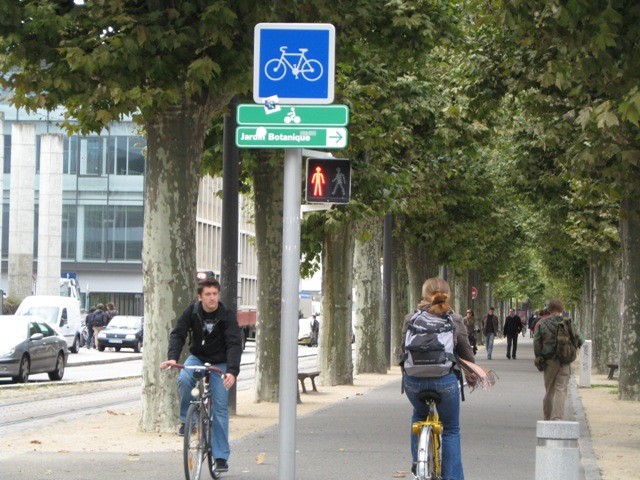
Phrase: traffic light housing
[{"left": 305, "top": 158, "right": 351, "bottom": 204}]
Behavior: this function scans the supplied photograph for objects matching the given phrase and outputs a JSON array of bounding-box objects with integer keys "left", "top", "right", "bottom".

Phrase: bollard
[
  {"left": 579, "top": 339, "right": 592, "bottom": 387},
  {"left": 535, "top": 421, "right": 580, "bottom": 480}
]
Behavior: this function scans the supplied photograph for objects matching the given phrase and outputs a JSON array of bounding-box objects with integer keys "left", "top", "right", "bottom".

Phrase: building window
[
  {"left": 84, "top": 206, "right": 106, "bottom": 259},
  {"left": 63, "top": 137, "right": 78, "bottom": 174},
  {"left": 107, "top": 136, "right": 145, "bottom": 176},
  {"left": 79, "top": 137, "right": 103, "bottom": 175},
  {"left": 83, "top": 205, "right": 143, "bottom": 261},
  {"left": 3, "top": 135, "right": 10, "bottom": 174},
  {"left": 61, "top": 205, "right": 77, "bottom": 261}
]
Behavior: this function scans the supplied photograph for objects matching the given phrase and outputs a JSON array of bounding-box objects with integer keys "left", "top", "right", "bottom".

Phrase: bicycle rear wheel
[
  {"left": 416, "top": 425, "right": 439, "bottom": 479},
  {"left": 184, "top": 403, "right": 206, "bottom": 480}
]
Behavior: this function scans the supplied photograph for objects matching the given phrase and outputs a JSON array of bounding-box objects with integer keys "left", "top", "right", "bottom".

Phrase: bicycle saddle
[{"left": 417, "top": 390, "right": 442, "bottom": 404}]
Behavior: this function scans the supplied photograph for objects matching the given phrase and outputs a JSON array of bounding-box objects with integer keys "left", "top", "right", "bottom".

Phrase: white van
[{"left": 16, "top": 295, "right": 83, "bottom": 353}]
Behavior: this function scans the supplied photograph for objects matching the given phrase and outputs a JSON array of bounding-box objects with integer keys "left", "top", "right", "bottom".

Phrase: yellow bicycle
[{"left": 412, "top": 390, "right": 443, "bottom": 480}]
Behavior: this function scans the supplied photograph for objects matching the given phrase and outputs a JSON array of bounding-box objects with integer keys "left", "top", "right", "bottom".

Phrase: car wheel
[
  {"left": 70, "top": 335, "right": 80, "bottom": 354},
  {"left": 12, "top": 355, "right": 30, "bottom": 383},
  {"left": 133, "top": 339, "right": 141, "bottom": 353},
  {"left": 98, "top": 344, "right": 105, "bottom": 352},
  {"left": 48, "top": 352, "right": 65, "bottom": 381},
  {"left": 115, "top": 347, "right": 121, "bottom": 352}
]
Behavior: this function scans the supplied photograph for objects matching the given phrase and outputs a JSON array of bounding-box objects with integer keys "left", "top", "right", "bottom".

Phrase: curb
[{"left": 569, "top": 376, "right": 603, "bottom": 480}]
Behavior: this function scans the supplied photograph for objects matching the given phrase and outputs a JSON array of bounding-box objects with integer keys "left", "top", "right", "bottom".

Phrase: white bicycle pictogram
[
  {"left": 284, "top": 107, "right": 301, "bottom": 124},
  {"left": 264, "top": 47, "right": 324, "bottom": 82}
]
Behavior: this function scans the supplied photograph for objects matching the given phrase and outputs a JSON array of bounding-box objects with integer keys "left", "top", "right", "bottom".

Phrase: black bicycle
[{"left": 167, "top": 363, "right": 224, "bottom": 480}]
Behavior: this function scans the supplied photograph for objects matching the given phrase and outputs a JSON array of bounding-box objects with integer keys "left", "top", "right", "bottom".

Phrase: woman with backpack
[{"left": 400, "top": 277, "right": 476, "bottom": 480}]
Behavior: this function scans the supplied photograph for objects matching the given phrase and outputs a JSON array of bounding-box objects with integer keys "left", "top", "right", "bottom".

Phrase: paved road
[{"left": 0, "top": 337, "right": 592, "bottom": 480}]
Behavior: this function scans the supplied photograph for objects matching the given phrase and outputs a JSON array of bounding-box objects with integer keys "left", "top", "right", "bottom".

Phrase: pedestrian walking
[
  {"left": 528, "top": 312, "right": 538, "bottom": 338},
  {"left": 503, "top": 308, "right": 522, "bottom": 359},
  {"left": 481, "top": 307, "right": 499, "bottom": 360},
  {"left": 105, "top": 301, "right": 119, "bottom": 325},
  {"left": 309, "top": 314, "right": 320, "bottom": 347},
  {"left": 85, "top": 306, "right": 96, "bottom": 349},
  {"left": 463, "top": 309, "right": 478, "bottom": 355},
  {"left": 533, "top": 299, "right": 582, "bottom": 420},
  {"left": 90, "top": 303, "right": 107, "bottom": 349}
]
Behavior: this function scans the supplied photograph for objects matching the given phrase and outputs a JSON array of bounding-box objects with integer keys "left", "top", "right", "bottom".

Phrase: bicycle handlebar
[{"left": 163, "top": 363, "right": 224, "bottom": 376}]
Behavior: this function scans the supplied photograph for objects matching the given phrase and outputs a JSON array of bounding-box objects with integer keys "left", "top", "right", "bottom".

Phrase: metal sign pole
[{"left": 278, "top": 148, "right": 302, "bottom": 479}]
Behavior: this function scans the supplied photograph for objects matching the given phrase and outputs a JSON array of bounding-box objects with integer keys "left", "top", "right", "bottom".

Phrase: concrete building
[{"left": 0, "top": 101, "right": 257, "bottom": 315}]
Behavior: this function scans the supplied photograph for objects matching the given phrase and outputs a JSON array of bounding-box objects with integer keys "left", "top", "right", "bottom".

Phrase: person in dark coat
[{"left": 503, "top": 308, "right": 522, "bottom": 359}]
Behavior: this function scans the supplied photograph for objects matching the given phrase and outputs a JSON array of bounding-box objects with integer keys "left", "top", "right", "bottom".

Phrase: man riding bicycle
[{"left": 161, "top": 277, "right": 243, "bottom": 474}]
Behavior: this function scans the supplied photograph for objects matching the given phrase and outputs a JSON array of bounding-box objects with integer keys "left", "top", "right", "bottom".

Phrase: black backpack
[{"left": 92, "top": 310, "right": 106, "bottom": 327}]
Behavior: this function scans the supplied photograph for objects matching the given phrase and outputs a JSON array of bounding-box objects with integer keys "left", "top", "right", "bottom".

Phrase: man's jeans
[
  {"left": 404, "top": 372, "right": 464, "bottom": 480},
  {"left": 178, "top": 355, "right": 230, "bottom": 461},
  {"left": 485, "top": 332, "right": 495, "bottom": 359}
]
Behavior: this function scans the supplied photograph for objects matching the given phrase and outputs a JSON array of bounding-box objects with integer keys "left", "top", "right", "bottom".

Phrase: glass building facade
[{"left": 1, "top": 103, "right": 257, "bottom": 315}]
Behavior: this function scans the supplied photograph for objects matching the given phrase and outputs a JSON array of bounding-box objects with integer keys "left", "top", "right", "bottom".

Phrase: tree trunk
[
  {"left": 405, "top": 240, "right": 438, "bottom": 307},
  {"left": 391, "top": 228, "right": 409, "bottom": 362},
  {"left": 253, "top": 152, "right": 284, "bottom": 402},
  {"left": 354, "top": 217, "right": 386, "bottom": 374},
  {"left": 140, "top": 102, "right": 211, "bottom": 432},
  {"left": 320, "top": 221, "right": 355, "bottom": 386},
  {"left": 449, "top": 269, "right": 463, "bottom": 316},
  {"left": 593, "top": 253, "right": 622, "bottom": 373},
  {"left": 619, "top": 197, "right": 640, "bottom": 400}
]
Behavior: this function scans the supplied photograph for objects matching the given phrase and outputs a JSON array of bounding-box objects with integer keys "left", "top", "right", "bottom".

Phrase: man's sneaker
[
  {"left": 178, "top": 423, "right": 185, "bottom": 436},
  {"left": 215, "top": 458, "right": 229, "bottom": 472}
]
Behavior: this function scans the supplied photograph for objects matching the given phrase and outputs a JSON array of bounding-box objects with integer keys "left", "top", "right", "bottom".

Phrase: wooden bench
[
  {"left": 298, "top": 371, "right": 321, "bottom": 394},
  {"left": 607, "top": 363, "right": 619, "bottom": 380}
]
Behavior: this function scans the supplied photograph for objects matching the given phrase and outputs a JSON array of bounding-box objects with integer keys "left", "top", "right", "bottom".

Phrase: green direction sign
[
  {"left": 236, "top": 126, "right": 348, "bottom": 149},
  {"left": 236, "top": 104, "right": 349, "bottom": 126}
]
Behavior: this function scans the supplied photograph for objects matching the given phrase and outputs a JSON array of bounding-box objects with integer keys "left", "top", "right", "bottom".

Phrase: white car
[{"left": 15, "top": 295, "right": 84, "bottom": 353}]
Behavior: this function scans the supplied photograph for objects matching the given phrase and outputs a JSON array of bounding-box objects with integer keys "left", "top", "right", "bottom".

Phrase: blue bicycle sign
[
  {"left": 264, "top": 47, "right": 323, "bottom": 82},
  {"left": 254, "top": 23, "right": 335, "bottom": 104}
]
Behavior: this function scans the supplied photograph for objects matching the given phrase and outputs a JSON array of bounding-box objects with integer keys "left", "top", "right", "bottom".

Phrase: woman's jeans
[
  {"left": 404, "top": 372, "right": 464, "bottom": 480},
  {"left": 178, "top": 355, "right": 230, "bottom": 461}
]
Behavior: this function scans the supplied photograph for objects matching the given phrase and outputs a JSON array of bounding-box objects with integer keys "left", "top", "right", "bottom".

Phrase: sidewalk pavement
[{"left": 1, "top": 338, "right": 599, "bottom": 480}]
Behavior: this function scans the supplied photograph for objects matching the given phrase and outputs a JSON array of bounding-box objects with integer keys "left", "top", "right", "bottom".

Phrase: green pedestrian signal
[{"left": 305, "top": 158, "right": 351, "bottom": 204}]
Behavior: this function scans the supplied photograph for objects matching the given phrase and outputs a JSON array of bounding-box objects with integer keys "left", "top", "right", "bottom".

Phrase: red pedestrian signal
[{"left": 305, "top": 158, "right": 351, "bottom": 204}]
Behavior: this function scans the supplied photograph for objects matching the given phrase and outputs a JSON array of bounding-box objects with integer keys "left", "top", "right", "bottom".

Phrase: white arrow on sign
[{"left": 327, "top": 128, "right": 347, "bottom": 148}]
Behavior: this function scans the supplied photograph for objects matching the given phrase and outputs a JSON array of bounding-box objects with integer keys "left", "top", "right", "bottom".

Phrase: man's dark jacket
[
  {"left": 167, "top": 300, "right": 242, "bottom": 378},
  {"left": 503, "top": 315, "right": 522, "bottom": 337}
]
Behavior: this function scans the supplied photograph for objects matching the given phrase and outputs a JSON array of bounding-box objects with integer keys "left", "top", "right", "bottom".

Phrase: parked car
[
  {"left": 15, "top": 295, "right": 83, "bottom": 353},
  {"left": 97, "top": 315, "right": 143, "bottom": 352},
  {"left": 0, "top": 315, "right": 69, "bottom": 383}
]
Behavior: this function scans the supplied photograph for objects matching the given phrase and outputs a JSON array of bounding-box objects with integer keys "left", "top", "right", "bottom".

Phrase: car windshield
[
  {"left": 108, "top": 317, "right": 141, "bottom": 329},
  {"left": 22, "top": 306, "right": 59, "bottom": 324},
  {"left": 0, "top": 321, "right": 27, "bottom": 348}
]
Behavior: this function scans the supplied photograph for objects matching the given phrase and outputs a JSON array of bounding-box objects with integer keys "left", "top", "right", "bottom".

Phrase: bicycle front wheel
[
  {"left": 184, "top": 403, "right": 206, "bottom": 480},
  {"left": 416, "top": 425, "right": 439, "bottom": 480}
]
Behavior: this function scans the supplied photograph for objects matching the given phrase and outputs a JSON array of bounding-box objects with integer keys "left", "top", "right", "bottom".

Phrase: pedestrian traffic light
[{"left": 305, "top": 158, "right": 351, "bottom": 204}]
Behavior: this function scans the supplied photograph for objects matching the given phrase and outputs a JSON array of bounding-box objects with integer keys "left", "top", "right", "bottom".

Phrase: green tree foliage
[{"left": 0, "top": 0, "right": 272, "bottom": 430}]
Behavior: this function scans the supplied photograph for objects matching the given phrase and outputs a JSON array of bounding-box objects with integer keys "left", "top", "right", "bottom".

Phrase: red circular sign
[{"left": 471, "top": 287, "right": 478, "bottom": 300}]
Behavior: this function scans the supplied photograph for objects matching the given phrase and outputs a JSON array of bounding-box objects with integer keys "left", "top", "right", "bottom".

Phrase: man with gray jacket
[{"left": 482, "top": 307, "right": 499, "bottom": 360}]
